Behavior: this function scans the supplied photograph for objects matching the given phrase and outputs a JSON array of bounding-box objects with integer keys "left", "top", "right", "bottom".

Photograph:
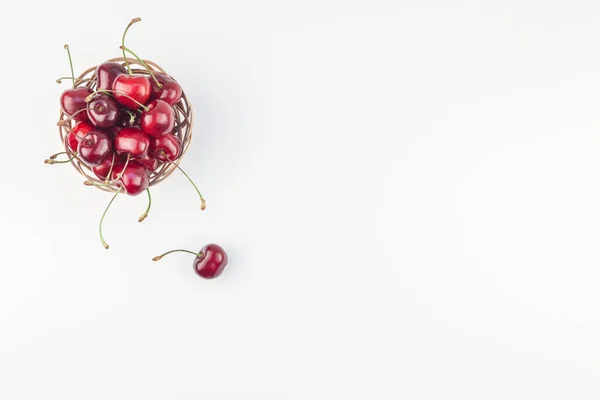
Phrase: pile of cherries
[{"left": 47, "top": 18, "right": 228, "bottom": 279}]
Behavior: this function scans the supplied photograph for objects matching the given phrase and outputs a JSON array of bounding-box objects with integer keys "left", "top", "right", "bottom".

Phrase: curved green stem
[
  {"left": 125, "top": 110, "right": 137, "bottom": 125},
  {"left": 64, "top": 45, "right": 75, "bottom": 89},
  {"left": 56, "top": 77, "right": 94, "bottom": 85},
  {"left": 161, "top": 152, "right": 206, "bottom": 210},
  {"left": 58, "top": 108, "right": 89, "bottom": 125},
  {"left": 120, "top": 46, "right": 162, "bottom": 88},
  {"left": 104, "top": 153, "right": 116, "bottom": 184},
  {"left": 122, "top": 18, "right": 141, "bottom": 74},
  {"left": 47, "top": 151, "right": 68, "bottom": 160},
  {"left": 88, "top": 89, "right": 149, "bottom": 111},
  {"left": 152, "top": 249, "right": 204, "bottom": 262},
  {"left": 99, "top": 187, "right": 122, "bottom": 249},
  {"left": 45, "top": 153, "right": 77, "bottom": 164},
  {"left": 138, "top": 188, "right": 151, "bottom": 222}
]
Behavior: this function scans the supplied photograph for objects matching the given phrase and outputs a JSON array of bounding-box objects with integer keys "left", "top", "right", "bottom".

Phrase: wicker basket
[{"left": 57, "top": 57, "right": 193, "bottom": 192}]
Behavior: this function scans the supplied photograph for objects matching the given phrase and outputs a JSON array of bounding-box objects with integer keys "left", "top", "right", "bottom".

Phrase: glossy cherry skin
[
  {"left": 114, "top": 127, "right": 150, "bottom": 159},
  {"left": 112, "top": 74, "right": 151, "bottom": 109},
  {"left": 141, "top": 100, "right": 175, "bottom": 137},
  {"left": 60, "top": 87, "right": 93, "bottom": 121},
  {"left": 151, "top": 134, "right": 182, "bottom": 161},
  {"left": 137, "top": 153, "right": 159, "bottom": 171},
  {"left": 92, "top": 156, "right": 124, "bottom": 180},
  {"left": 150, "top": 73, "right": 182, "bottom": 105},
  {"left": 87, "top": 94, "right": 119, "bottom": 128},
  {"left": 111, "top": 160, "right": 150, "bottom": 196},
  {"left": 194, "top": 244, "right": 228, "bottom": 279},
  {"left": 96, "top": 62, "right": 127, "bottom": 91},
  {"left": 78, "top": 131, "right": 113, "bottom": 167},
  {"left": 67, "top": 121, "right": 94, "bottom": 151}
]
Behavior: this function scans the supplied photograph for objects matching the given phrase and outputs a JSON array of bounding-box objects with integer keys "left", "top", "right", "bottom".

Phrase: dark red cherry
[
  {"left": 150, "top": 73, "right": 182, "bottom": 105},
  {"left": 87, "top": 94, "right": 119, "bottom": 128},
  {"left": 96, "top": 62, "right": 127, "bottom": 91},
  {"left": 137, "top": 153, "right": 159, "bottom": 171},
  {"left": 151, "top": 134, "right": 182, "bottom": 161},
  {"left": 60, "top": 87, "right": 93, "bottom": 122},
  {"left": 78, "top": 131, "right": 113, "bottom": 167},
  {"left": 114, "top": 127, "right": 150, "bottom": 159},
  {"left": 141, "top": 99, "right": 174, "bottom": 137},
  {"left": 67, "top": 121, "right": 94, "bottom": 151},
  {"left": 112, "top": 74, "right": 151, "bottom": 109},
  {"left": 111, "top": 160, "right": 149, "bottom": 196},
  {"left": 194, "top": 244, "right": 228, "bottom": 279},
  {"left": 92, "top": 156, "right": 124, "bottom": 180}
]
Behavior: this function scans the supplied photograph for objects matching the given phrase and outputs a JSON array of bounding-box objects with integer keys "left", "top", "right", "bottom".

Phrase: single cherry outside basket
[{"left": 58, "top": 57, "right": 193, "bottom": 193}]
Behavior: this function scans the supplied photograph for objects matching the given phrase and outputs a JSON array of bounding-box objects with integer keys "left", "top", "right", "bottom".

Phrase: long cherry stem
[
  {"left": 152, "top": 249, "right": 204, "bottom": 262},
  {"left": 160, "top": 151, "right": 206, "bottom": 210},
  {"left": 120, "top": 46, "right": 162, "bottom": 88},
  {"left": 56, "top": 77, "right": 94, "bottom": 85},
  {"left": 45, "top": 152, "right": 77, "bottom": 164},
  {"left": 86, "top": 89, "right": 149, "bottom": 111},
  {"left": 122, "top": 18, "right": 141, "bottom": 74},
  {"left": 105, "top": 153, "right": 116, "bottom": 184},
  {"left": 58, "top": 108, "right": 89, "bottom": 125},
  {"left": 64, "top": 45, "right": 75, "bottom": 89},
  {"left": 99, "top": 187, "right": 122, "bottom": 249},
  {"left": 138, "top": 188, "right": 152, "bottom": 222}
]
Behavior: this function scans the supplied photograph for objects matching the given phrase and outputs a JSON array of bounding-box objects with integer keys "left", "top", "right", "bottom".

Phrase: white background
[{"left": 1, "top": 0, "right": 599, "bottom": 398}]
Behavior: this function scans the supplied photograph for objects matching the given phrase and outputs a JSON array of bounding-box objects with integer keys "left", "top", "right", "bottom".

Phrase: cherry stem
[
  {"left": 138, "top": 188, "right": 152, "bottom": 222},
  {"left": 56, "top": 77, "right": 94, "bottom": 85},
  {"left": 58, "top": 108, "right": 89, "bottom": 125},
  {"left": 64, "top": 44, "right": 75, "bottom": 89},
  {"left": 152, "top": 249, "right": 204, "bottom": 262},
  {"left": 104, "top": 153, "right": 116, "bottom": 184},
  {"left": 160, "top": 151, "right": 206, "bottom": 210},
  {"left": 99, "top": 187, "right": 122, "bottom": 249},
  {"left": 125, "top": 110, "right": 137, "bottom": 125},
  {"left": 45, "top": 152, "right": 77, "bottom": 164},
  {"left": 85, "top": 154, "right": 131, "bottom": 187},
  {"left": 120, "top": 46, "right": 162, "bottom": 88},
  {"left": 122, "top": 18, "right": 141, "bottom": 74},
  {"left": 86, "top": 90, "right": 149, "bottom": 111}
]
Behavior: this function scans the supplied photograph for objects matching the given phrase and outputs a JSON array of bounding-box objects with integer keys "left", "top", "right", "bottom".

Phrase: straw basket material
[{"left": 58, "top": 57, "right": 193, "bottom": 192}]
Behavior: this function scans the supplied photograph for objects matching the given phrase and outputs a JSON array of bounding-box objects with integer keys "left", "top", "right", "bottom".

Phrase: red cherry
[
  {"left": 60, "top": 87, "right": 93, "bottom": 122},
  {"left": 86, "top": 94, "right": 119, "bottom": 128},
  {"left": 151, "top": 134, "right": 181, "bottom": 161},
  {"left": 111, "top": 160, "right": 149, "bottom": 196},
  {"left": 194, "top": 244, "right": 229, "bottom": 279},
  {"left": 150, "top": 73, "right": 183, "bottom": 105},
  {"left": 152, "top": 244, "right": 228, "bottom": 279},
  {"left": 92, "top": 156, "right": 124, "bottom": 180},
  {"left": 114, "top": 127, "right": 150, "bottom": 159},
  {"left": 78, "top": 131, "right": 113, "bottom": 167},
  {"left": 96, "top": 62, "right": 127, "bottom": 91},
  {"left": 137, "top": 153, "right": 159, "bottom": 171},
  {"left": 141, "top": 100, "right": 175, "bottom": 137},
  {"left": 112, "top": 74, "right": 151, "bottom": 109},
  {"left": 67, "top": 121, "right": 94, "bottom": 151}
]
